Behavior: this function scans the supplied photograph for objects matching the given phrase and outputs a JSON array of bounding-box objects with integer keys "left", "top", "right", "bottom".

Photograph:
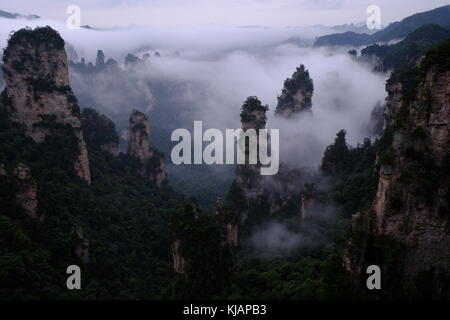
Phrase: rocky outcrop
[
  {"left": 95, "top": 50, "right": 105, "bottom": 67},
  {"left": 235, "top": 96, "right": 268, "bottom": 198},
  {"left": 68, "top": 49, "right": 153, "bottom": 125},
  {"left": 128, "top": 110, "right": 152, "bottom": 166},
  {"left": 69, "top": 52, "right": 119, "bottom": 74},
  {"left": 230, "top": 96, "right": 313, "bottom": 227},
  {"left": 275, "top": 65, "right": 314, "bottom": 118},
  {"left": 12, "top": 163, "right": 40, "bottom": 220},
  {"left": 346, "top": 40, "right": 450, "bottom": 298},
  {"left": 2, "top": 27, "right": 91, "bottom": 184},
  {"left": 124, "top": 53, "right": 143, "bottom": 67},
  {"left": 127, "top": 110, "right": 167, "bottom": 187},
  {"left": 232, "top": 97, "right": 269, "bottom": 223},
  {"left": 147, "top": 150, "right": 167, "bottom": 188},
  {"left": 65, "top": 43, "right": 78, "bottom": 62}
]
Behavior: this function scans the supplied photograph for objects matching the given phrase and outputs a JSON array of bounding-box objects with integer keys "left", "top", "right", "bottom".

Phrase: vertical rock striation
[
  {"left": 346, "top": 40, "right": 450, "bottom": 298},
  {"left": 235, "top": 96, "right": 268, "bottom": 198},
  {"left": 128, "top": 110, "right": 152, "bottom": 169},
  {"left": 2, "top": 27, "right": 91, "bottom": 184},
  {"left": 127, "top": 109, "right": 167, "bottom": 187},
  {"left": 232, "top": 96, "right": 268, "bottom": 223}
]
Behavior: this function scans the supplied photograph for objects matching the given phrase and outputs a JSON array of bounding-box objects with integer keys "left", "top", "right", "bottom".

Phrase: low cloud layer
[
  {"left": 250, "top": 205, "right": 338, "bottom": 257},
  {"left": 0, "top": 17, "right": 331, "bottom": 61},
  {"left": 0, "top": 16, "right": 388, "bottom": 202},
  {"left": 142, "top": 44, "right": 387, "bottom": 168},
  {"left": 0, "top": 16, "right": 388, "bottom": 168}
]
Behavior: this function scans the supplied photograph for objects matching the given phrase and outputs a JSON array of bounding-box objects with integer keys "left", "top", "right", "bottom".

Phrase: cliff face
[
  {"left": 346, "top": 40, "right": 450, "bottom": 297},
  {"left": 231, "top": 96, "right": 315, "bottom": 228},
  {"left": 375, "top": 64, "right": 450, "bottom": 279},
  {"left": 2, "top": 27, "right": 91, "bottom": 184},
  {"left": 232, "top": 97, "right": 268, "bottom": 223},
  {"left": 0, "top": 27, "right": 185, "bottom": 298},
  {"left": 127, "top": 109, "right": 167, "bottom": 187},
  {"left": 147, "top": 151, "right": 167, "bottom": 188},
  {"left": 235, "top": 96, "right": 268, "bottom": 199},
  {"left": 128, "top": 110, "right": 152, "bottom": 167},
  {"left": 275, "top": 65, "right": 314, "bottom": 118},
  {"left": 95, "top": 50, "right": 105, "bottom": 67}
]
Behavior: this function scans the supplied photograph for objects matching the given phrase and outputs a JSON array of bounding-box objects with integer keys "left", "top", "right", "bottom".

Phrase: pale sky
[{"left": 2, "top": 0, "right": 450, "bottom": 28}]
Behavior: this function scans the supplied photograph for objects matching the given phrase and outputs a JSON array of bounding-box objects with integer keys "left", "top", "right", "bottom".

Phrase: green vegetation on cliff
[
  {"left": 0, "top": 94, "right": 181, "bottom": 299},
  {"left": 322, "top": 130, "right": 380, "bottom": 217},
  {"left": 361, "top": 24, "right": 450, "bottom": 71}
]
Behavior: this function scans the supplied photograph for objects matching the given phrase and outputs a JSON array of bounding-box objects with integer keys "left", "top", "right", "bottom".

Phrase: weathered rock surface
[
  {"left": 346, "top": 42, "right": 450, "bottom": 297},
  {"left": 275, "top": 65, "right": 314, "bottom": 118},
  {"left": 127, "top": 109, "right": 167, "bottom": 187},
  {"left": 235, "top": 96, "right": 268, "bottom": 199},
  {"left": 231, "top": 96, "right": 313, "bottom": 227},
  {"left": 2, "top": 27, "right": 91, "bottom": 184},
  {"left": 128, "top": 110, "right": 152, "bottom": 169}
]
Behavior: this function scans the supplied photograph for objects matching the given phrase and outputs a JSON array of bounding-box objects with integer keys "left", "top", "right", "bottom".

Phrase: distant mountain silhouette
[
  {"left": 314, "top": 5, "right": 450, "bottom": 46},
  {"left": 360, "top": 24, "right": 450, "bottom": 72},
  {"left": 0, "top": 9, "right": 39, "bottom": 20}
]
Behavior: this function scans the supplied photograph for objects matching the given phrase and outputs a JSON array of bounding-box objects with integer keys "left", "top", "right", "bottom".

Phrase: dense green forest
[
  {"left": 0, "top": 93, "right": 181, "bottom": 299},
  {"left": 360, "top": 24, "right": 450, "bottom": 71},
  {"left": 0, "top": 85, "right": 382, "bottom": 299},
  {"left": 168, "top": 127, "right": 386, "bottom": 299}
]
